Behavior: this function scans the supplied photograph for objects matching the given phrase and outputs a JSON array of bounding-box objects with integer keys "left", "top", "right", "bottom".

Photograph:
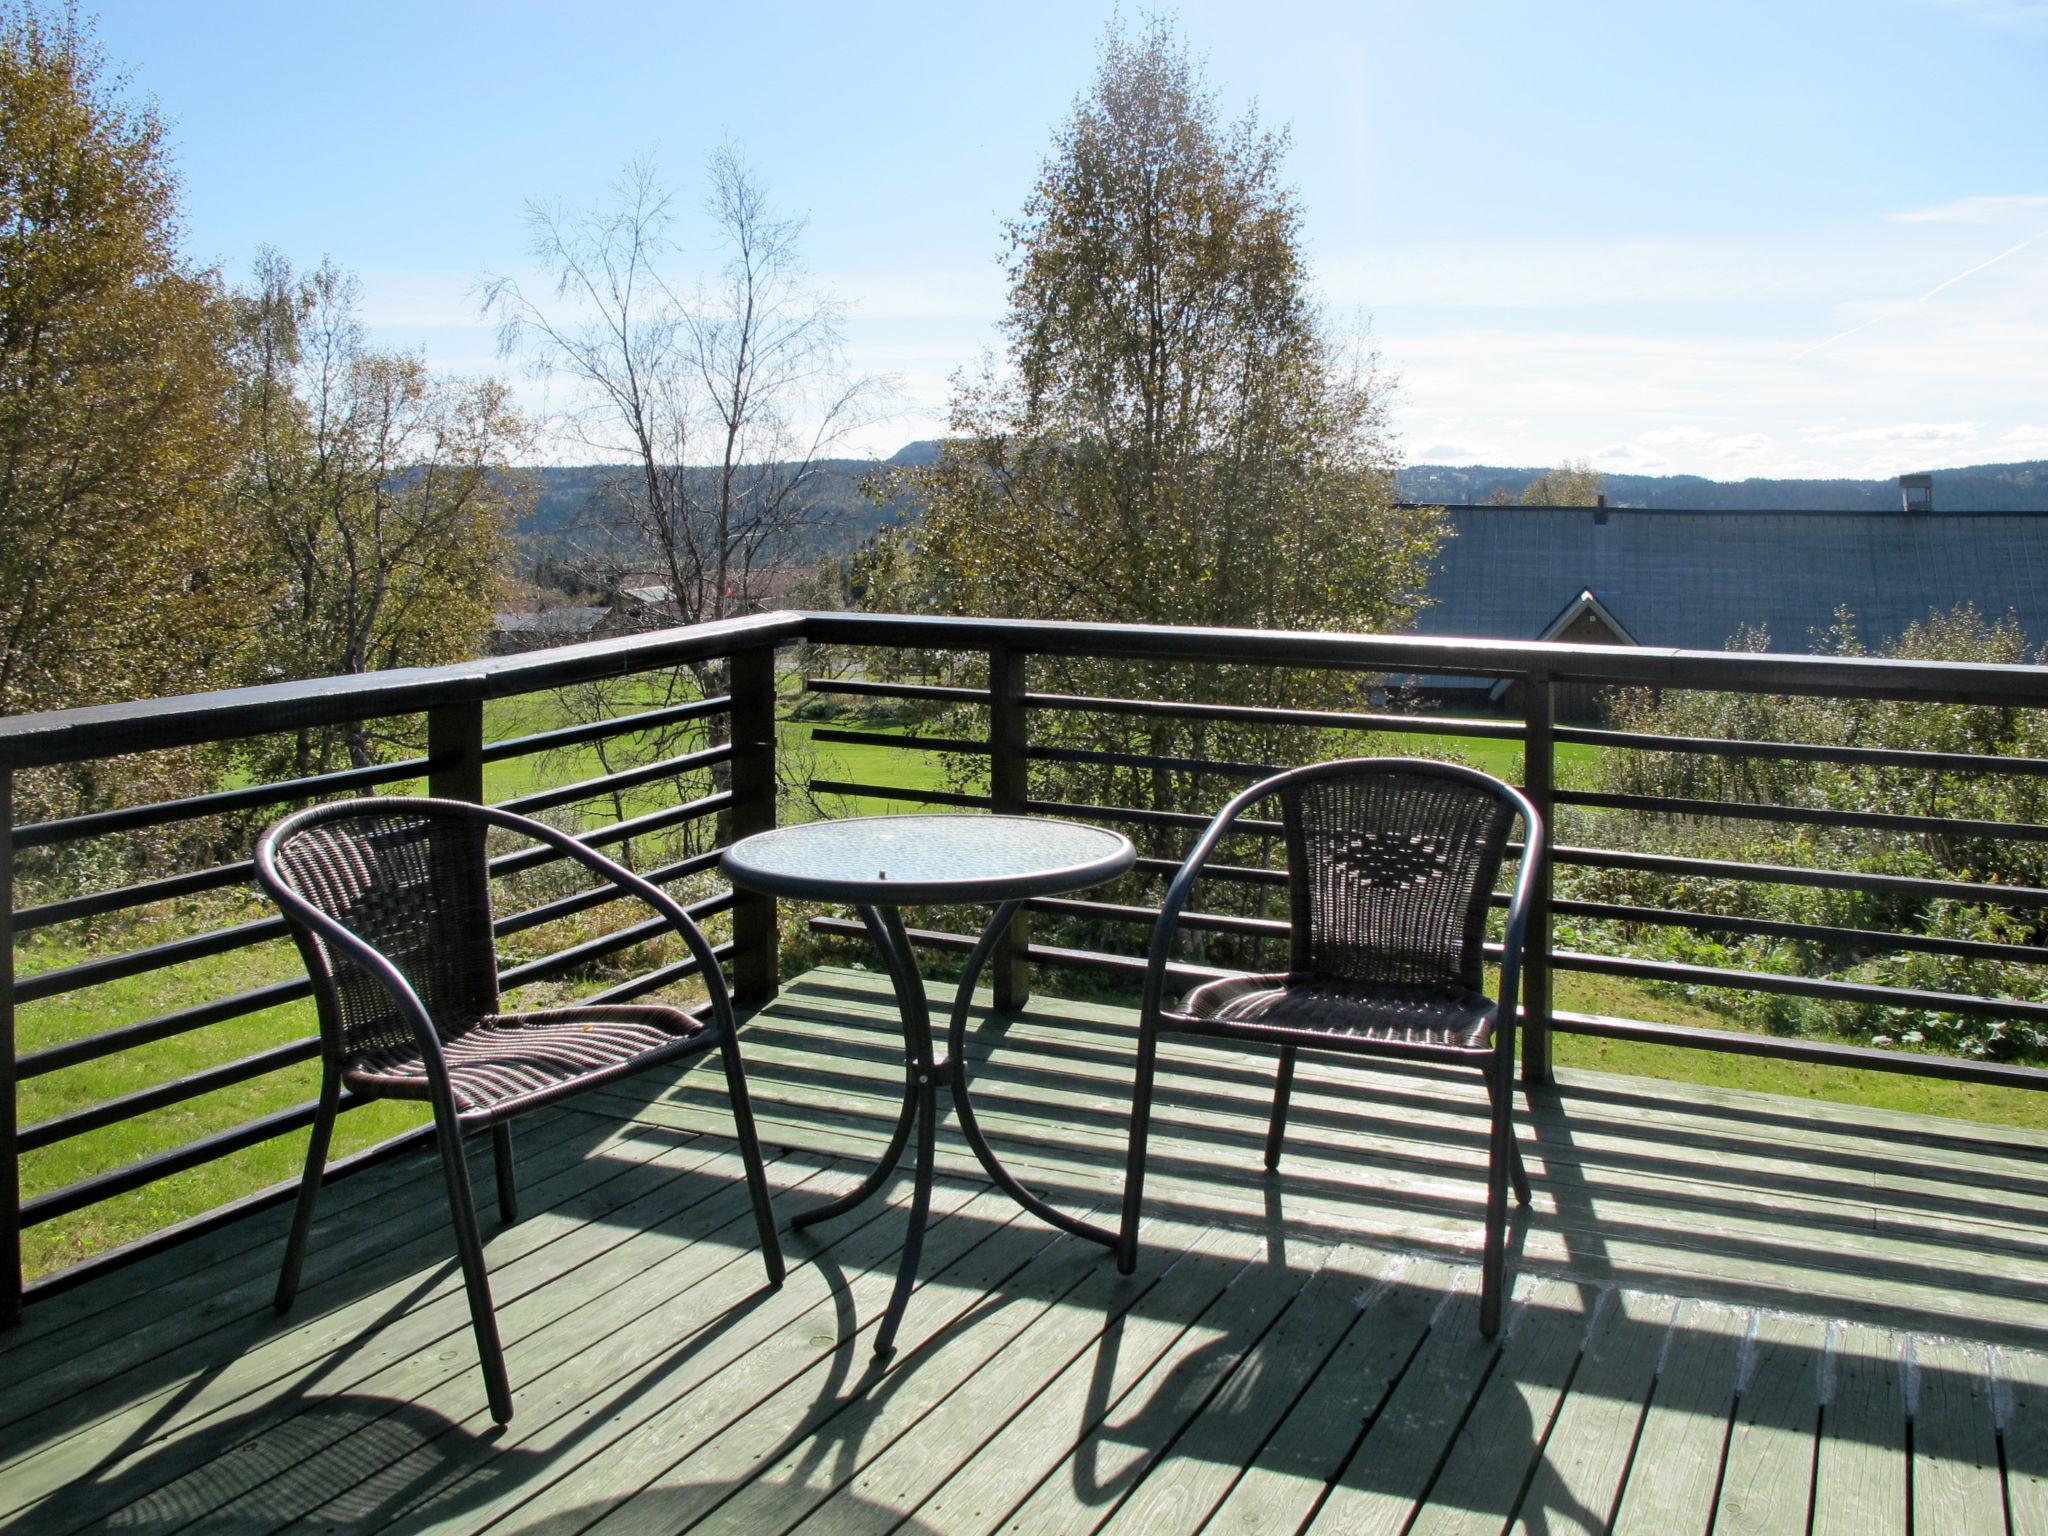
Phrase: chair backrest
[
  {"left": 258, "top": 801, "right": 501, "bottom": 1063},
  {"left": 1279, "top": 763, "right": 1520, "bottom": 993}
]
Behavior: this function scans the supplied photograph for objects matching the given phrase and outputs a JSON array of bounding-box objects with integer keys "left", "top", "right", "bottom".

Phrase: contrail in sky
[{"left": 1794, "top": 232, "right": 2041, "bottom": 359}]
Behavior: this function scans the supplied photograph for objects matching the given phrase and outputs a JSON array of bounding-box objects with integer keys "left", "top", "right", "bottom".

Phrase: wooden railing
[{"left": 6, "top": 607, "right": 2048, "bottom": 1319}]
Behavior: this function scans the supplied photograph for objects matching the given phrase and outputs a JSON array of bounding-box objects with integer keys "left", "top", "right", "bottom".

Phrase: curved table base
[{"left": 794, "top": 899, "right": 1117, "bottom": 1362}]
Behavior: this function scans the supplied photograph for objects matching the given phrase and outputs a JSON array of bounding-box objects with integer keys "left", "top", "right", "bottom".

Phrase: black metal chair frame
[
  {"left": 255, "top": 795, "right": 784, "bottom": 1425},
  {"left": 1116, "top": 758, "right": 1543, "bottom": 1335}
]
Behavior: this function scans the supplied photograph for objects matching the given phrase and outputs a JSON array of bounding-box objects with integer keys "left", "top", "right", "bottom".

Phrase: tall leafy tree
[
  {"left": 230, "top": 254, "right": 529, "bottom": 772},
  {"left": 1520, "top": 459, "right": 1604, "bottom": 506},
  {"left": 0, "top": 5, "right": 246, "bottom": 717},
  {"left": 893, "top": 18, "right": 1441, "bottom": 825}
]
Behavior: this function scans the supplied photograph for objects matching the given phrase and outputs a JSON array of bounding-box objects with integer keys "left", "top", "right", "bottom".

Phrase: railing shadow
[{"left": 12, "top": 965, "right": 2048, "bottom": 1532}]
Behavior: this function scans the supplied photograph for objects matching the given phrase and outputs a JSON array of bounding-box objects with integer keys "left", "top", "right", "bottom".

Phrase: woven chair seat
[
  {"left": 1174, "top": 971, "right": 1495, "bottom": 1053},
  {"left": 344, "top": 1004, "right": 707, "bottom": 1118}
]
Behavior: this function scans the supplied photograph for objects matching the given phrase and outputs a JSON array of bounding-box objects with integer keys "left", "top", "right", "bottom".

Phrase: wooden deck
[{"left": 4, "top": 963, "right": 2048, "bottom": 1534}]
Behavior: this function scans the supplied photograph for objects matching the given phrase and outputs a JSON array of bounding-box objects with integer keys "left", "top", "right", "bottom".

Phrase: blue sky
[{"left": 93, "top": 0, "right": 2048, "bottom": 477}]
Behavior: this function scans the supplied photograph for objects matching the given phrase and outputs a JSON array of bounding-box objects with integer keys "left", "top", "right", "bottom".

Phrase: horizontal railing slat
[
  {"left": 14, "top": 859, "right": 253, "bottom": 933},
  {"left": 20, "top": 1093, "right": 374, "bottom": 1227},
  {"left": 496, "top": 743, "right": 731, "bottom": 817},
  {"left": 1549, "top": 949, "right": 2048, "bottom": 1023},
  {"left": 1551, "top": 898, "right": 2048, "bottom": 966},
  {"left": 17, "top": 977, "right": 312, "bottom": 1079},
  {"left": 18, "top": 1037, "right": 321, "bottom": 1152},
  {"left": 807, "top": 729, "right": 989, "bottom": 756},
  {"left": 14, "top": 754, "right": 437, "bottom": 850},
  {"left": 1553, "top": 843, "right": 2048, "bottom": 907},
  {"left": 13, "top": 913, "right": 288, "bottom": 1005},
  {"left": 806, "top": 611, "right": 2048, "bottom": 706},
  {"left": 1026, "top": 744, "right": 1279, "bottom": 780},
  {"left": 498, "top": 890, "right": 733, "bottom": 992},
  {"left": 480, "top": 693, "right": 730, "bottom": 763},
  {"left": 1023, "top": 689, "right": 1528, "bottom": 740},
  {"left": 0, "top": 612, "right": 800, "bottom": 771},
  {"left": 1555, "top": 724, "right": 2048, "bottom": 777},
  {"left": 493, "top": 848, "right": 723, "bottom": 938},
  {"left": 806, "top": 780, "right": 992, "bottom": 810},
  {"left": 803, "top": 677, "right": 989, "bottom": 706},
  {"left": 1559, "top": 788, "right": 2048, "bottom": 844},
  {"left": 1551, "top": 1010, "right": 2048, "bottom": 1089}
]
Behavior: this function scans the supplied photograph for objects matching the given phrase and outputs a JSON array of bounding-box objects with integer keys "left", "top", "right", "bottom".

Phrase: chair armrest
[
  {"left": 1141, "top": 775, "right": 1288, "bottom": 1030},
  {"left": 1491, "top": 796, "right": 1545, "bottom": 1054},
  {"left": 473, "top": 805, "right": 739, "bottom": 1037}
]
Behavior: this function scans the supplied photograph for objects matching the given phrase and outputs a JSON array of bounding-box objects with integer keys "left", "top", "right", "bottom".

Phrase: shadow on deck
[{"left": 2, "top": 963, "right": 2045, "bottom": 1534}]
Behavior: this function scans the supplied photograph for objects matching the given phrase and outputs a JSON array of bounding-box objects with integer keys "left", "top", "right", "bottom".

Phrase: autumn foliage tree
[
  {"left": 891, "top": 18, "right": 1442, "bottom": 825},
  {"left": 228, "top": 253, "right": 530, "bottom": 773},
  {"left": 0, "top": 6, "right": 249, "bottom": 718}
]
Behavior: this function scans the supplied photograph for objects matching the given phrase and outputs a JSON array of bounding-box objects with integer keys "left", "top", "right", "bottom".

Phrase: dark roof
[{"left": 1408, "top": 506, "right": 2048, "bottom": 671}]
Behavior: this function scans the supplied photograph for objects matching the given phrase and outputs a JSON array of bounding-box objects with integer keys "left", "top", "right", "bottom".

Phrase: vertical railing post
[
  {"left": 729, "top": 644, "right": 780, "bottom": 1010},
  {"left": 1520, "top": 670, "right": 1556, "bottom": 1086},
  {"left": 1, "top": 764, "right": 19, "bottom": 1326},
  {"left": 427, "top": 695, "right": 486, "bottom": 804},
  {"left": 989, "top": 647, "right": 1032, "bottom": 1011}
]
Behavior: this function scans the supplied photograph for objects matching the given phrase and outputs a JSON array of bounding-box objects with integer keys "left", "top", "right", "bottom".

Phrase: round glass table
[{"left": 722, "top": 813, "right": 1135, "bottom": 1362}]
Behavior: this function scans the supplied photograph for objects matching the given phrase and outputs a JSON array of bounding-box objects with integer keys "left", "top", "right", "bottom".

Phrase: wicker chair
[
  {"left": 255, "top": 796, "right": 783, "bottom": 1424},
  {"left": 1116, "top": 759, "right": 1542, "bottom": 1335}
]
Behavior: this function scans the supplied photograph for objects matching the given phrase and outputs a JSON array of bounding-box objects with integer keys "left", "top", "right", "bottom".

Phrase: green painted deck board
[
  {"left": 1095, "top": 1244, "right": 1402, "bottom": 1536},
  {"left": 1608, "top": 1297, "right": 1750, "bottom": 1534},
  {"left": 1810, "top": 1322, "right": 1907, "bottom": 1536},
  {"left": 788, "top": 1216, "right": 1231, "bottom": 1536},
  {"left": 1712, "top": 1310, "right": 1826, "bottom": 1536},
  {"left": 1510, "top": 1289, "right": 1677, "bottom": 1536},
  {"left": 1911, "top": 1337, "right": 2006, "bottom": 1535},
  {"left": 1203, "top": 1252, "right": 1456, "bottom": 1536},
  {"left": 2, "top": 963, "right": 2046, "bottom": 1535},
  {"left": 1407, "top": 1277, "right": 1600, "bottom": 1536}
]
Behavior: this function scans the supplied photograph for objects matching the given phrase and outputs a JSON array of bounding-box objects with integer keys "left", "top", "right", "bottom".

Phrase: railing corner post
[
  {"left": 730, "top": 645, "right": 780, "bottom": 1011},
  {"left": 989, "top": 648, "right": 1032, "bottom": 1011},
  {"left": 426, "top": 696, "right": 486, "bottom": 804},
  {"left": 2, "top": 763, "right": 20, "bottom": 1326},
  {"left": 1520, "top": 670, "right": 1556, "bottom": 1086}
]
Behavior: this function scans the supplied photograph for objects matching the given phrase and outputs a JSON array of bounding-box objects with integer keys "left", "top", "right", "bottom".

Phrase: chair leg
[
  {"left": 275, "top": 1073, "right": 342, "bottom": 1312},
  {"left": 1116, "top": 1025, "right": 1161, "bottom": 1275},
  {"left": 1484, "top": 1070, "right": 1532, "bottom": 1206},
  {"left": 1479, "top": 1057, "right": 1515, "bottom": 1338},
  {"left": 717, "top": 1027, "right": 785, "bottom": 1288},
  {"left": 1264, "top": 1046, "right": 1297, "bottom": 1172},
  {"left": 491, "top": 1122, "right": 518, "bottom": 1224},
  {"left": 435, "top": 1114, "right": 514, "bottom": 1425}
]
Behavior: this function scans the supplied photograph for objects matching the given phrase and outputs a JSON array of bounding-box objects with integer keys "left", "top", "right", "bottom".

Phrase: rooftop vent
[{"left": 1900, "top": 473, "right": 1934, "bottom": 514}]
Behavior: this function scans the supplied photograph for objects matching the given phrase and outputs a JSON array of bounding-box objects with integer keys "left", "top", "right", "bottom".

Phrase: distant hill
[
  {"left": 514, "top": 450, "right": 2048, "bottom": 570},
  {"left": 1396, "top": 460, "right": 2048, "bottom": 511},
  {"left": 518, "top": 459, "right": 911, "bottom": 569}
]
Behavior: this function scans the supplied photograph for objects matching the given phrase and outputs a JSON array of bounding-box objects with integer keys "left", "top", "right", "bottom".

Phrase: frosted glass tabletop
[{"left": 721, "top": 814, "right": 1134, "bottom": 905}]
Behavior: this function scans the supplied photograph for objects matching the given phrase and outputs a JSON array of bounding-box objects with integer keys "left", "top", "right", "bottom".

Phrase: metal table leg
[
  {"left": 792, "top": 898, "right": 1112, "bottom": 1364},
  {"left": 944, "top": 902, "right": 1118, "bottom": 1250},
  {"left": 791, "top": 903, "right": 938, "bottom": 1362}
]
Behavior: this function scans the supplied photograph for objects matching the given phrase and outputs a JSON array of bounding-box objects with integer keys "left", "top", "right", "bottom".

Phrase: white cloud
[
  {"left": 1802, "top": 422, "right": 1981, "bottom": 447},
  {"left": 1934, "top": 0, "right": 2048, "bottom": 35},
  {"left": 1891, "top": 194, "right": 2048, "bottom": 225}
]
